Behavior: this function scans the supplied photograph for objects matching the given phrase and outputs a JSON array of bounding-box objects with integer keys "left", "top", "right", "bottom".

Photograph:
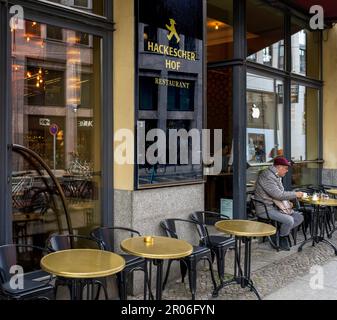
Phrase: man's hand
[{"left": 296, "top": 191, "right": 304, "bottom": 198}]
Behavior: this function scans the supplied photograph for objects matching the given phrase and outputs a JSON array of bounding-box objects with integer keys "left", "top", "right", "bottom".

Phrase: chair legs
[
  {"left": 162, "top": 251, "right": 217, "bottom": 300},
  {"left": 214, "top": 247, "right": 226, "bottom": 282},
  {"left": 116, "top": 265, "right": 149, "bottom": 300}
]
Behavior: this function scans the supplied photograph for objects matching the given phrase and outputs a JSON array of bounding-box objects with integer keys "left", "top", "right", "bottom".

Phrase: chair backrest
[
  {"left": 190, "top": 211, "right": 228, "bottom": 240},
  {"left": 90, "top": 227, "right": 141, "bottom": 253},
  {"left": 160, "top": 218, "right": 208, "bottom": 247},
  {"left": 0, "top": 244, "right": 48, "bottom": 283},
  {"left": 46, "top": 234, "right": 102, "bottom": 252},
  {"left": 250, "top": 196, "right": 269, "bottom": 218}
]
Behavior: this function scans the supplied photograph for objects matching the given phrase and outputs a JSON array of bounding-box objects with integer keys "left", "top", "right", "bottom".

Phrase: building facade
[{"left": 0, "top": 0, "right": 336, "bottom": 263}]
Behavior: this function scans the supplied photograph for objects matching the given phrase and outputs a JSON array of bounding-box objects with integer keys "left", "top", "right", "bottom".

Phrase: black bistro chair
[
  {"left": 0, "top": 244, "right": 54, "bottom": 300},
  {"left": 90, "top": 226, "right": 148, "bottom": 300},
  {"left": 190, "top": 211, "right": 235, "bottom": 283},
  {"left": 160, "top": 218, "right": 217, "bottom": 300},
  {"left": 46, "top": 234, "right": 108, "bottom": 300},
  {"left": 250, "top": 196, "right": 303, "bottom": 250}
]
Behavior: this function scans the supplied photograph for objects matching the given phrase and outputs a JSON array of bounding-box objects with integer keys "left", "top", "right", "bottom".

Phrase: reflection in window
[
  {"left": 26, "top": 63, "right": 65, "bottom": 106},
  {"left": 12, "top": 19, "right": 102, "bottom": 242},
  {"left": 247, "top": 0, "right": 284, "bottom": 70},
  {"left": 291, "top": 85, "right": 319, "bottom": 162},
  {"left": 167, "top": 80, "right": 194, "bottom": 111},
  {"left": 246, "top": 73, "right": 284, "bottom": 164},
  {"left": 291, "top": 18, "right": 321, "bottom": 79},
  {"left": 42, "top": 0, "right": 104, "bottom": 16},
  {"left": 139, "top": 76, "right": 158, "bottom": 110}
]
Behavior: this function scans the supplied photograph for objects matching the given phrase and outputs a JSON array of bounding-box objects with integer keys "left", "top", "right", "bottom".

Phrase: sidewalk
[
  {"left": 264, "top": 258, "right": 337, "bottom": 300},
  {"left": 135, "top": 230, "right": 337, "bottom": 300}
]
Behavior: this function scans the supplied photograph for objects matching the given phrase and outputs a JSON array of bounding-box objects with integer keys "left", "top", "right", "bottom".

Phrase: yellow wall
[
  {"left": 323, "top": 26, "right": 337, "bottom": 169},
  {"left": 113, "top": 0, "right": 135, "bottom": 190}
]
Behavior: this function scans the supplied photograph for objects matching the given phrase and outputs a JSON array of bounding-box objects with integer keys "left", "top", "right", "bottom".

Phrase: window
[
  {"left": 46, "top": 25, "right": 63, "bottom": 41},
  {"left": 12, "top": 19, "right": 102, "bottom": 244},
  {"left": 207, "top": 0, "right": 234, "bottom": 62},
  {"left": 291, "top": 19, "right": 321, "bottom": 80},
  {"left": 41, "top": 0, "right": 104, "bottom": 16},
  {"left": 246, "top": 73, "right": 284, "bottom": 164},
  {"left": 291, "top": 85, "right": 320, "bottom": 187},
  {"left": 247, "top": 0, "right": 284, "bottom": 70},
  {"left": 137, "top": 0, "right": 204, "bottom": 187}
]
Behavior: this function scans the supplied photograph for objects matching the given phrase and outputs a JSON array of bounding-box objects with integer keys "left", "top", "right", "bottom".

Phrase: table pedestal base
[
  {"left": 212, "top": 237, "right": 261, "bottom": 300},
  {"left": 298, "top": 206, "right": 337, "bottom": 255}
]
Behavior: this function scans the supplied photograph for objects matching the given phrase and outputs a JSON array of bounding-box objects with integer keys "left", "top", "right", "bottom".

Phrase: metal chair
[
  {"left": 0, "top": 244, "right": 54, "bottom": 300},
  {"left": 90, "top": 227, "right": 149, "bottom": 300},
  {"left": 160, "top": 218, "right": 217, "bottom": 300},
  {"left": 46, "top": 234, "right": 108, "bottom": 300},
  {"left": 190, "top": 211, "right": 235, "bottom": 283},
  {"left": 250, "top": 196, "right": 302, "bottom": 250}
]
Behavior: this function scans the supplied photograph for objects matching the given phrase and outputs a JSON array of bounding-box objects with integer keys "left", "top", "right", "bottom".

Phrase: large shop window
[
  {"left": 41, "top": 0, "right": 104, "bottom": 16},
  {"left": 246, "top": 73, "right": 284, "bottom": 189},
  {"left": 11, "top": 19, "right": 102, "bottom": 245},
  {"left": 137, "top": 0, "right": 204, "bottom": 188},
  {"left": 246, "top": 0, "right": 284, "bottom": 70},
  {"left": 291, "top": 18, "right": 321, "bottom": 80},
  {"left": 291, "top": 85, "right": 320, "bottom": 187}
]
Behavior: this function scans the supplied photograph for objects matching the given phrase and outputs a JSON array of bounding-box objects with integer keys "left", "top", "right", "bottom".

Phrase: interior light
[
  {"left": 26, "top": 36, "right": 30, "bottom": 42},
  {"left": 215, "top": 23, "right": 219, "bottom": 30}
]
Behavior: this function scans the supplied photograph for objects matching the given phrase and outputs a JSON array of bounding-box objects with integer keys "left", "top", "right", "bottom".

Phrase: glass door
[{"left": 11, "top": 19, "right": 102, "bottom": 246}]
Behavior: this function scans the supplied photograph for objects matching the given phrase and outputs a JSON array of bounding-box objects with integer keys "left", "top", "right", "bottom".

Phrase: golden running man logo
[{"left": 166, "top": 18, "right": 180, "bottom": 43}]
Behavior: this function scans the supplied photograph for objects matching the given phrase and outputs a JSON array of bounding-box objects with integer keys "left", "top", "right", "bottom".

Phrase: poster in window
[{"left": 248, "top": 133, "right": 266, "bottom": 163}]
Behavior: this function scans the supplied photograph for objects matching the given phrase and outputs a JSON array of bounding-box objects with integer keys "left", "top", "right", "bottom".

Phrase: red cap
[{"left": 273, "top": 156, "right": 292, "bottom": 167}]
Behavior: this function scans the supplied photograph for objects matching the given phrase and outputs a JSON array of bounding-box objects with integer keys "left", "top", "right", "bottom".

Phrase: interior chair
[
  {"left": 189, "top": 211, "right": 235, "bottom": 283},
  {"left": 0, "top": 244, "right": 54, "bottom": 300},
  {"left": 90, "top": 226, "right": 148, "bottom": 300},
  {"left": 160, "top": 218, "right": 217, "bottom": 300},
  {"left": 46, "top": 234, "right": 108, "bottom": 300}
]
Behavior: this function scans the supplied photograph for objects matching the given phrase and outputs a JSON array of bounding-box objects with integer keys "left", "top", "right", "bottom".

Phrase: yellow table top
[
  {"left": 327, "top": 189, "right": 337, "bottom": 195},
  {"left": 301, "top": 197, "right": 337, "bottom": 207},
  {"left": 215, "top": 220, "right": 276, "bottom": 237},
  {"left": 40, "top": 249, "right": 125, "bottom": 279},
  {"left": 121, "top": 236, "right": 193, "bottom": 260}
]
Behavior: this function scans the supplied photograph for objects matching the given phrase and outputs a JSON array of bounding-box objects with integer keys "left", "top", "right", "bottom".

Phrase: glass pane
[
  {"left": 247, "top": 0, "right": 284, "bottom": 70},
  {"left": 12, "top": 20, "right": 102, "bottom": 246},
  {"left": 291, "top": 18, "right": 321, "bottom": 79},
  {"left": 42, "top": 0, "right": 104, "bottom": 16},
  {"left": 137, "top": 0, "right": 204, "bottom": 187},
  {"left": 292, "top": 162, "right": 321, "bottom": 187},
  {"left": 205, "top": 67, "right": 233, "bottom": 213},
  {"left": 247, "top": 73, "right": 284, "bottom": 164},
  {"left": 291, "top": 85, "right": 319, "bottom": 161},
  {"left": 207, "top": 0, "right": 233, "bottom": 62}
]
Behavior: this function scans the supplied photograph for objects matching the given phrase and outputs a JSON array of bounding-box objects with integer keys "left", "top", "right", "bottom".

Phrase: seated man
[{"left": 254, "top": 156, "right": 304, "bottom": 251}]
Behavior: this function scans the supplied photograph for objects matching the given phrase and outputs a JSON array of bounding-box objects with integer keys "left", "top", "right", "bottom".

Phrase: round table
[
  {"left": 327, "top": 189, "right": 337, "bottom": 197},
  {"left": 299, "top": 197, "right": 337, "bottom": 255},
  {"left": 40, "top": 249, "right": 125, "bottom": 299},
  {"left": 121, "top": 236, "right": 192, "bottom": 300},
  {"left": 212, "top": 220, "right": 276, "bottom": 300}
]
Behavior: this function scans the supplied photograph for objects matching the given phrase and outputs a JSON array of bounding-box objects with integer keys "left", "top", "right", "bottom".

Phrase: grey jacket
[{"left": 254, "top": 166, "right": 297, "bottom": 214}]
